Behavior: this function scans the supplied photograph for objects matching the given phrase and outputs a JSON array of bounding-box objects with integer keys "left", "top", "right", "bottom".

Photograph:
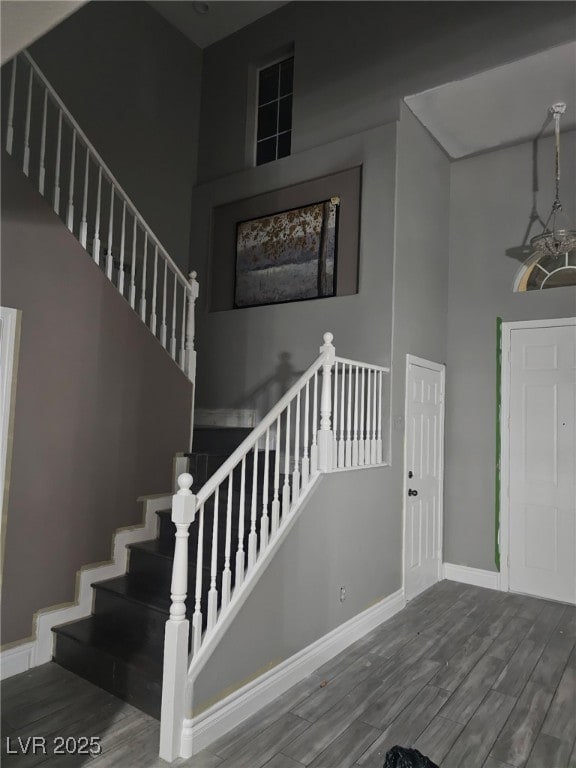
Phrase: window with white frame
[
  {"left": 255, "top": 57, "right": 294, "bottom": 166},
  {"left": 514, "top": 250, "right": 576, "bottom": 291}
]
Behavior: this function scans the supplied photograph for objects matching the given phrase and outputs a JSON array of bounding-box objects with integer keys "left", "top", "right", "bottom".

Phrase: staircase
[
  {"left": 2, "top": 50, "right": 199, "bottom": 401},
  {"left": 2, "top": 49, "right": 392, "bottom": 764},
  {"left": 52, "top": 426, "right": 261, "bottom": 719}
]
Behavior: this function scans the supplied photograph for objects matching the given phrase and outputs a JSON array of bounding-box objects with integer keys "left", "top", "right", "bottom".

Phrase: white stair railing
[
  {"left": 3, "top": 51, "right": 199, "bottom": 384},
  {"left": 159, "top": 333, "right": 390, "bottom": 761}
]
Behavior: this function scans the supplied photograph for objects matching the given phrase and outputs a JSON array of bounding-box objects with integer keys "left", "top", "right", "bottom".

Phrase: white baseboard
[
  {"left": 180, "top": 587, "right": 406, "bottom": 757},
  {"left": 443, "top": 562, "right": 501, "bottom": 591},
  {"left": 0, "top": 641, "right": 35, "bottom": 680},
  {"left": 1, "top": 493, "right": 171, "bottom": 676}
]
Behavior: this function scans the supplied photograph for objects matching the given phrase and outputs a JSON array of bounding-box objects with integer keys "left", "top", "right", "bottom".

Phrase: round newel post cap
[
  {"left": 177, "top": 473, "right": 193, "bottom": 493},
  {"left": 323, "top": 332, "right": 334, "bottom": 345},
  {"left": 189, "top": 271, "right": 197, "bottom": 281}
]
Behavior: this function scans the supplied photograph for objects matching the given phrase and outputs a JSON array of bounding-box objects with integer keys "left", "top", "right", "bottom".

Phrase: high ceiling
[
  {"left": 0, "top": 0, "right": 86, "bottom": 64},
  {"left": 405, "top": 42, "right": 576, "bottom": 159},
  {"left": 148, "top": 1, "right": 289, "bottom": 49}
]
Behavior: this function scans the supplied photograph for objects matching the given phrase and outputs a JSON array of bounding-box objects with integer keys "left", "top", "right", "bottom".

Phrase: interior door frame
[
  {"left": 402, "top": 354, "right": 446, "bottom": 600},
  {"left": 499, "top": 317, "right": 576, "bottom": 594}
]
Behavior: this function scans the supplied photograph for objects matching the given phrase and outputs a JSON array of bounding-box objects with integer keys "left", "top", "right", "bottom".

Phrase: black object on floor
[{"left": 384, "top": 745, "right": 440, "bottom": 768}]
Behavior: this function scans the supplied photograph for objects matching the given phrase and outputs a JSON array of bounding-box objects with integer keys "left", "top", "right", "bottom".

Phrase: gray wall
[
  {"left": 28, "top": 1, "right": 202, "bottom": 273},
  {"left": 198, "top": 1, "right": 575, "bottom": 183},
  {"left": 392, "top": 101, "right": 450, "bottom": 425},
  {"left": 191, "top": 122, "right": 397, "bottom": 416},
  {"left": 193, "top": 467, "right": 398, "bottom": 713},
  {"left": 0, "top": 154, "right": 192, "bottom": 645},
  {"left": 189, "top": 104, "right": 450, "bottom": 712},
  {"left": 444, "top": 131, "right": 576, "bottom": 571}
]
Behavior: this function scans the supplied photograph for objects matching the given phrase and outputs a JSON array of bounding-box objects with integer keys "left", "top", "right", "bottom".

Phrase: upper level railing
[
  {"left": 3, "top": 51, "right": 199, "bottom": 382},
  {"left": 159, "top": 332, "right": 390, "bottom": 761}
]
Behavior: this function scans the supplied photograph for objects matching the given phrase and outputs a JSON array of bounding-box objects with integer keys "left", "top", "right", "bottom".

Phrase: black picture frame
[
  {"left": 233, "top": 198, "right": 340, "bottom": 309},
  {"left": 209, "top": 166, "right": 361, "bottom": 312}
]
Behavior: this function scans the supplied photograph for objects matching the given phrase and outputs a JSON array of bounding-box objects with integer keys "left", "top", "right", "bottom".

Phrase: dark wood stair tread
[
  {"left": 53, "top": 616, "right": 162, "bottom": 675},
  {"left": 52, "top": 423, "right": 265, "bottom": 719}
]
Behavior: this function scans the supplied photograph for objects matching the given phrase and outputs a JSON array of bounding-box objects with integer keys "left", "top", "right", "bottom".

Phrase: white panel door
[
  {"left": 509, "top": 324, "right": 576, "bottom": 603},
  {"left": 404, "top": 357, "right": 445, "bottom": 602}
]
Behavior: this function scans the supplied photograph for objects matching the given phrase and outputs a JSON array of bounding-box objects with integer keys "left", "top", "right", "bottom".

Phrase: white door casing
[
  {"left": 403, "top": 355, "right": 445, "bottom": 602},
  {"left": 502, "top": 319, "right": 576, "bottom": 604},
  {"left": 1, "top": 307, "right": 20, "bottom": 575}
]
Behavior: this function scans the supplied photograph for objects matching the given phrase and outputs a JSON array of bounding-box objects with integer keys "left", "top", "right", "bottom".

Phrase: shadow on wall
[{"left": 231, "top": 352, "right": 305, "bottom": 419}]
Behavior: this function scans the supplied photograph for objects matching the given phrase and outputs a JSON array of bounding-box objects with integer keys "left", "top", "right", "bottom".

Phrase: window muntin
[
  {"left": 515, "top": 250, "right": 576, "bottom": 291},
  {"left": 256, "top": 57, "right": 293, "bottom": 166}
]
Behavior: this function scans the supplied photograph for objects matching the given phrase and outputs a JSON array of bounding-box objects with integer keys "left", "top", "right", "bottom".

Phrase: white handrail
[
  {"left": 5, "top": 50, "right": 200, "bottom": 399},
  {"left": 195, "top": 354, "right": 327, "bottom": 508},
  {"left": 21, "top": 52, "right": 189, "bottom": 290},
  {"left": 159, "top": 333, "right": 391, "bottom": 762},
  {"left": 335, "top": 355, "right": 390, "bottom": 373}
]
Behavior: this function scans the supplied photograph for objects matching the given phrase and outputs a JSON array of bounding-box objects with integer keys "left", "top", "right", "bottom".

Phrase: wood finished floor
[{"left": 2, "top": 581, "right": 575, "bottom": 768}]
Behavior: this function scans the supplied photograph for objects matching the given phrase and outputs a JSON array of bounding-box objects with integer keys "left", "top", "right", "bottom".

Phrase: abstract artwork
[{"left": 234, "top": 197, "right": 340, "bottom": 308}]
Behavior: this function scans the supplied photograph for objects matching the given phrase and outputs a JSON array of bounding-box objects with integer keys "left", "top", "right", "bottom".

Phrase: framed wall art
[
  {"left": 234, "top": 197, "right": 340, "bottom": 308},
  {"left": 210, "top": 166, "right": 361, "bottom": 311}
]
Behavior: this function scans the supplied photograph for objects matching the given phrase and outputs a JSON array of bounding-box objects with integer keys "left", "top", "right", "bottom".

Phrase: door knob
[{"left": 408, "top": 489, "right": 418, "bottom": 497}]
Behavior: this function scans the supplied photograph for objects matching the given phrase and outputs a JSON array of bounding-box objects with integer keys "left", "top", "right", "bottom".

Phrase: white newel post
[
  {"left": 186, "top": 271, "right": 199, "bottom": 452},
  {"left": 160, "top": 473, "right": 196, "bottom": 763},
  {"left": 317, "top": 332, "right": 335, "bottom": 471}
]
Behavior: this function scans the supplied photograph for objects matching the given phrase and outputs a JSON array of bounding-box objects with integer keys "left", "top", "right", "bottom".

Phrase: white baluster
[
  {"left": 260, "top": 429, "right": 270, "bottom": 550},
  {"left": 66, "top": 130, "right": 76, "bottom": 231},
  {"left": 150, "top": 245, "right": 158, "bottom": 334},
  {"left": 186, "top": 271, "right": 199, "bottom": 453},
  {"left": 282, "top": 404, "right": 291, "bottom": 517},
  {"left": 235, "top": 457, "right": 246, "bottom": 588},
  {"left": 346, "top": 363, "right": 354, "bottom": 466},
  {"left": 79, "top": 147, "right": 89, "bottom": 247},
  {"left": 248, "top": 445, "right": 258, "bottom": 569},
  {"left": 222, "top": 474, "right": 233, "bottom": 609},
  {"left": 140, "top": 234, "right": 148, "bottom": 321},
  {"left": 207, "top": 487, "right": 219, "bottom": 633},
  {"left": 359, "top": 367, "right": 366, "bottom": 466},
  {"left": 377, "top": 370, "right": 383, "bottom": 463},
  {"left": 130, "top": 218, "right": 137, "bottom": 309},
  {"left": 372, "top": 369, "right": 378, "bottom": 463},
  {"left": 180, "top": 285, "right": 186, "bottom": 370},
  {"left": 292, "top": 391, "right": 301, "bottom": 503},
  {"left": 365, "top": 369, "right": 372, "bottom": 464},
  {"left": 352, "top": 365, "right": 359, "bottom": 466},
  {"left": 23, "top": 67, "right": 33, "bottom": 177},
  {"left": 311, "top": 372, "right": 318, "bottom": 474},
  {"left": 6, "top": 58, "right": 16, "bottom": 155},
  {"left": 53, "top": 110, "right": 62, "bottom": 214},
  {"left": 38, "top": 89, "right": 48, "bottom": 195},
  {"left": 271, "top": 416, "right": 281, "bottom": 535},
  {"left": 106, "top": 185, "right": 115, "bottom": 279},
  {"left": 301, "top": 380, "right": 310, "bottom": 489},
  {"left": 93, "top": 167, "right": 102, "bottom": 264},
  {"left": 192, "top": 503, "right": 205, "bottom": 654},
  {"left": 168, "top": 474, "right": 195, "bottom": 624},
  {"left": 318, "top": 332, "right": 335, "bottom": 472},
  {"left": 170, "top": 274, "right": 177, "bottom": 360},
  {"left": 118, "top": 201, "right": 126, "bottom": 294},
  {"left": 185, "top": 271, "right": 199, "bottom": 382},
  {"left": 160, "top": 472, "right": 195, "bottom": 763},
  {"left": 161, "top": 259, "right": 168, "bottom": 348},
  {"left": 332, "top": 360, "right": 339, "bottom": 467},
  {"left": 339, "top": 361, "right": 345, "bottom": 468}
]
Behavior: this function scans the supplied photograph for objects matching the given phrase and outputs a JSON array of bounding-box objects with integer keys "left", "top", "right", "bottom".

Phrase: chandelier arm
[{"left": 554, "top": 109, "right": 561, "bottom": 204}]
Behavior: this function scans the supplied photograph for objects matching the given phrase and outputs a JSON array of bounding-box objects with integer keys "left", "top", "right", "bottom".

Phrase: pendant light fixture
[{"left": 529, "top": 102, "right": 576, "bottom": 259}]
